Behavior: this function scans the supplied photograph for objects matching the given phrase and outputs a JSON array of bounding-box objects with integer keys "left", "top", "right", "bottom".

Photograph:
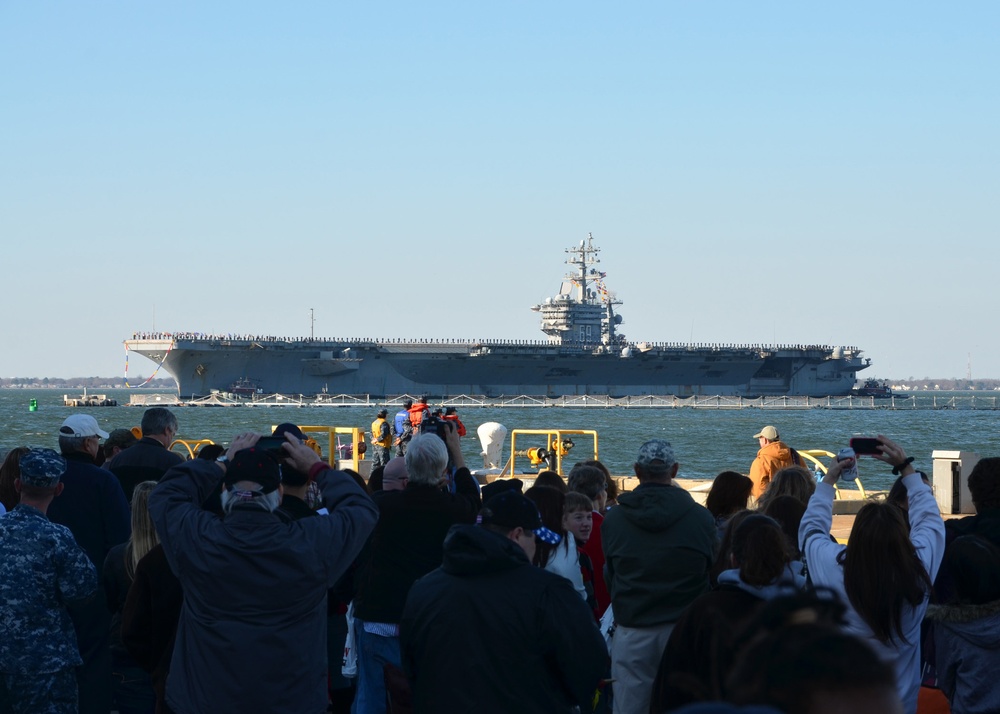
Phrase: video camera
[{"left": 420, "top": 414, "right": 448, "bottom": 440}]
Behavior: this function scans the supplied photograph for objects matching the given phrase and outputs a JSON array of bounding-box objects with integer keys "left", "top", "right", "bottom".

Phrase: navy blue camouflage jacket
[{"left": 0, "top": 504, "right": 98, "bottom": 674}]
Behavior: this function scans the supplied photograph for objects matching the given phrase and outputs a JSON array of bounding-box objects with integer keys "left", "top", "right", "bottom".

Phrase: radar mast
[{"left": 531, "top": 233, "right": 624, "bottom": 346}]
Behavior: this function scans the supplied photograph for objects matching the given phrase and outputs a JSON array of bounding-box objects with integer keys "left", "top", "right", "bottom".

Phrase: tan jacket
[{"left": 749, "top": 440, "right": 797, "bottom": 499}]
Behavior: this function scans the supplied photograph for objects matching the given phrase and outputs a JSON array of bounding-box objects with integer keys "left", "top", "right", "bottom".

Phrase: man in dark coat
[
  {"left": 107, "top": 407, "right": 184, "bottom": 502},
  {"left": 937, "top": 456, "right": 1000, "bottom": 601},
  {"left": 946, "top": 457, "right": 1000, "bottom": 544},
  {"left": 148, "top": 431, "right": 378, "bottom": 714},
  {"left": 351, "top": 427, "right": 481, "bottom": 713},
  {"left": 400, "top": 491, "right": 609, "bottom": 713},
  {"left": 48, "top": 414, "right": 131, "bottom": 714}
]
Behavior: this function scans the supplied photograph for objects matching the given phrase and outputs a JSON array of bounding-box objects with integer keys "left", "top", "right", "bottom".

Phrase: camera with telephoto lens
[
  {"left": 419, "top": 414, "right": 456, "bottom": 478},
  {"left": 420, "top": 414, "right": 448, "bottom": 440}
]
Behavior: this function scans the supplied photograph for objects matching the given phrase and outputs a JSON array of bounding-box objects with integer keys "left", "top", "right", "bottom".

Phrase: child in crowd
[
  {"left": 564, "top": 490, "right": 599, "bottom": 618},
  {"left": 568, "top": 464, "right": 611, "bottom": 615},
  {"left": 524, "top": 486, "right": 587, "bottom": 601}
]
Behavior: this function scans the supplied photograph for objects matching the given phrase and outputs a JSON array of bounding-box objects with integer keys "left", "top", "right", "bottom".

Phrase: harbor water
[{"left": 3, "top": 389, "right": 1000, "bottom": 491}]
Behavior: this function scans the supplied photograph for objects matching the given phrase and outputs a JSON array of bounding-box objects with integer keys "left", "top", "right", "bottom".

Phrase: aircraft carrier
[{"left": 124, "top": 235, "right": 870, "bottom": 398}]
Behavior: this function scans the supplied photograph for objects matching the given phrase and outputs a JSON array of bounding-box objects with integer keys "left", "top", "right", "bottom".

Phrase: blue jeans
[
  {"left": 350, "top": 619, "right": 400, "bottom": 714},
  {"left": 111, "top": 664, "right": 156, "bottom": 714}
]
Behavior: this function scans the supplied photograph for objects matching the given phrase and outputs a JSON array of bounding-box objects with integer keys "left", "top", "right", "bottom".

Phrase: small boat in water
[
  {"left": 851, "top": 378, "right": 907, "bottom": 399},
  {"left": 227, "top": 377, "right": 264, "bottom": 397}
]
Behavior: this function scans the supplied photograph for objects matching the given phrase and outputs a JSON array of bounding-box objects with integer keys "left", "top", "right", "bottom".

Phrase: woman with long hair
[
  {"left": 755, "top": 465, "right": 816, "bottom": 511},
  {"left": 0, "top": 446, "right": 30, "bottom": 513},
  {"left": 533, "top": 470, "right": 568, "bottom": 493},
  {"left": 762, "top": 494, "right": 807, "bottom": 561},
  {"left": 652, "top": 514, "right": 806, "bottom": 710},
  {"left": 799, "top": 435, "right": 944, "bottom": 714},
  {"left": 524, "top": 485, "right": 587, "bottom": 600},
  {"left": 103, "top": 480, "right": 160, "bottom": 714},
  {"left": 705, "top": 471, "right": 753, "bottom": 538}
]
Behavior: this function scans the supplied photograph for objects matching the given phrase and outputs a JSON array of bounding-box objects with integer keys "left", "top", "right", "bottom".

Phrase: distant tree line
[
  {"left": 892, "top": 378, "right": 1000, "bottom": 391},
  {"left": 0, "top": 377, "right": 176, "bottom": 389}
]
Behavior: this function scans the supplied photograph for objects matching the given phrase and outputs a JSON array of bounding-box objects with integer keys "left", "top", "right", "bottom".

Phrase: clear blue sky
[{"left": 2, "top": 2, "right": 997, "bottom": 380}]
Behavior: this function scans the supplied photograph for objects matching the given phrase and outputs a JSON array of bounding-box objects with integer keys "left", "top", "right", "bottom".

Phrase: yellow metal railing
[
  {"left": 164, "top": 426, "right": 367, "bottom": 473},
  {"left": 273, "top": 425, "right": 368, "bottom": 473},
  {"left": 508, "top": 429, "right": 598, "bottom": 476},
  {"left": 799, "top": 449, "right": 867, "bottom": 500},
  {"left": 169, "top": 439, "right": 218, "bottom": 460}
]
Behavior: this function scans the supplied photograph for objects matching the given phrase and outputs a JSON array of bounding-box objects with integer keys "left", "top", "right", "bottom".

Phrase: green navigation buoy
[{"left": 29, "top": 398, "right": 38, "bottom": 412}]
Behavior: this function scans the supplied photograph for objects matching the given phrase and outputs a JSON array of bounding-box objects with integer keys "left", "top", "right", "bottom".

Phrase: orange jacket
[
  {"left": 442, "top": 414, "right": 466, "bottom": 437},
  {"left": 408, "top": 403, "right": 430, "bottom": 430},
  {"left": 749, "top": 440, "right": 798, "bottom": 499}
]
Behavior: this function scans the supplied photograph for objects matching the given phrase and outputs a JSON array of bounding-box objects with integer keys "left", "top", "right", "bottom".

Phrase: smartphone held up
[{"left": 849, "top": 437, "right": 882, "bottom": 456}]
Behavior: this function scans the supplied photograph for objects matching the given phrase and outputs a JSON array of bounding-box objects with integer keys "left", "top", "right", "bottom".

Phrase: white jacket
[
  {"left": 799, "top": 473, "right": 945, "bottom": 714},
  {"left": 544, "top": 531, "right": 587, "bottom": 600}
]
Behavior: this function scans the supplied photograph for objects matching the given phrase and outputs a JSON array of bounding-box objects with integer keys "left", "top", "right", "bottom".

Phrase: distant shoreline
[
  {"left": 2, "top": 378, "right": 999, "bottom": 391},
  {"left": 0, "top": 381, "right": 177, "bottom": 389}
]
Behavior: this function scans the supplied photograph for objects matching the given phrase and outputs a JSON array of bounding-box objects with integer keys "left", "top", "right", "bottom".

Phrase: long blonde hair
[{"left": 125, "top": 481, "right": 160, "bottom": 581}]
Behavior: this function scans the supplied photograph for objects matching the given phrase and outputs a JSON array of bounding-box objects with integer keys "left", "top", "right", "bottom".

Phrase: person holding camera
[
  {"left": 147, "top": 432, "right": 378, "bottom": 714},
  {"left": 350, "top": 423, "right": 481, "bottom": 714},
  {"left": 799, "top": 435, "right": 945, "bottom": 714}
]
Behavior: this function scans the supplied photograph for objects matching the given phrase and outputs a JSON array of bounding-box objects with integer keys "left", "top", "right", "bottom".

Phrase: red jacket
[{"left": 581, "top": 510, "right": 610, "bottom": 616}]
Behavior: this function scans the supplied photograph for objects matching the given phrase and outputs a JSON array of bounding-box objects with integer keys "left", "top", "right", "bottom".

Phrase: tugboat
[
  {"left": 228, "top": 377, "right": 263, "bottom": 397},
  {"left": 851, "top": 378, "right": 906, "bottom": 399}
]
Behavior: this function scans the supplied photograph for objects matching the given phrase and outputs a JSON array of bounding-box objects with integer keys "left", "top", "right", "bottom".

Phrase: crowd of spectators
[{"left": 4, "top": 413, "right": 1000, "bottom": 714}]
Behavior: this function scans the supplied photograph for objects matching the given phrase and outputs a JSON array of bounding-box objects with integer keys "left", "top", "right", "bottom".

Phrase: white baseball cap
[{"left": 59, "top": 414, "right": 110, "bottom": 439}]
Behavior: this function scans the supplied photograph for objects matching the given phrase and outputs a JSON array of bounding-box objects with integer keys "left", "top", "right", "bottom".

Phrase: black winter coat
[
  {"left": 149, "top": 460, "right": 378, "bottom": 714},
  {"left": 400, "top": 524, "right": 609, "bottom": 714},
  {"left": 354, "top": 468, "right": 480, "bottom": 624}
]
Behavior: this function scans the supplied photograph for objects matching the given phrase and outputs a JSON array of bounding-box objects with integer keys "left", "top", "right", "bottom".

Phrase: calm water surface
[{"left": 4, "top": 389, "right": 999, "bottom": 491}]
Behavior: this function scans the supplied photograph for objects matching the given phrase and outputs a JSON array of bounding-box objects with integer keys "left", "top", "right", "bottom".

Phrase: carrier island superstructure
[{"left": 124, "top": 235, "right": 869, "bottom": 399}]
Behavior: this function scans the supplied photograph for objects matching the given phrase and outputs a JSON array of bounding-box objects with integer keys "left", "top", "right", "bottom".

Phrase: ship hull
[{"left": 126, "top": 338, "right": 867, "bottom": 398}]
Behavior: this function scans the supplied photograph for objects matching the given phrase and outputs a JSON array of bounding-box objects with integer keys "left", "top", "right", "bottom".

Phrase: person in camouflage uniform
[{"left": 0, "top": 448, "right": 98, "bottom": 714}]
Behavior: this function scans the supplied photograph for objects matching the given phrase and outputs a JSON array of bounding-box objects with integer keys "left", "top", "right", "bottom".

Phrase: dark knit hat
[
  {"left": 272, "top": 423, "right": 307, "bottom": 442},
  {"left": 480, "top": 478, "right": 523, "bottom": 503},
  {"left": 223, "top": 447, "right": 282, "bottom": 494}
]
